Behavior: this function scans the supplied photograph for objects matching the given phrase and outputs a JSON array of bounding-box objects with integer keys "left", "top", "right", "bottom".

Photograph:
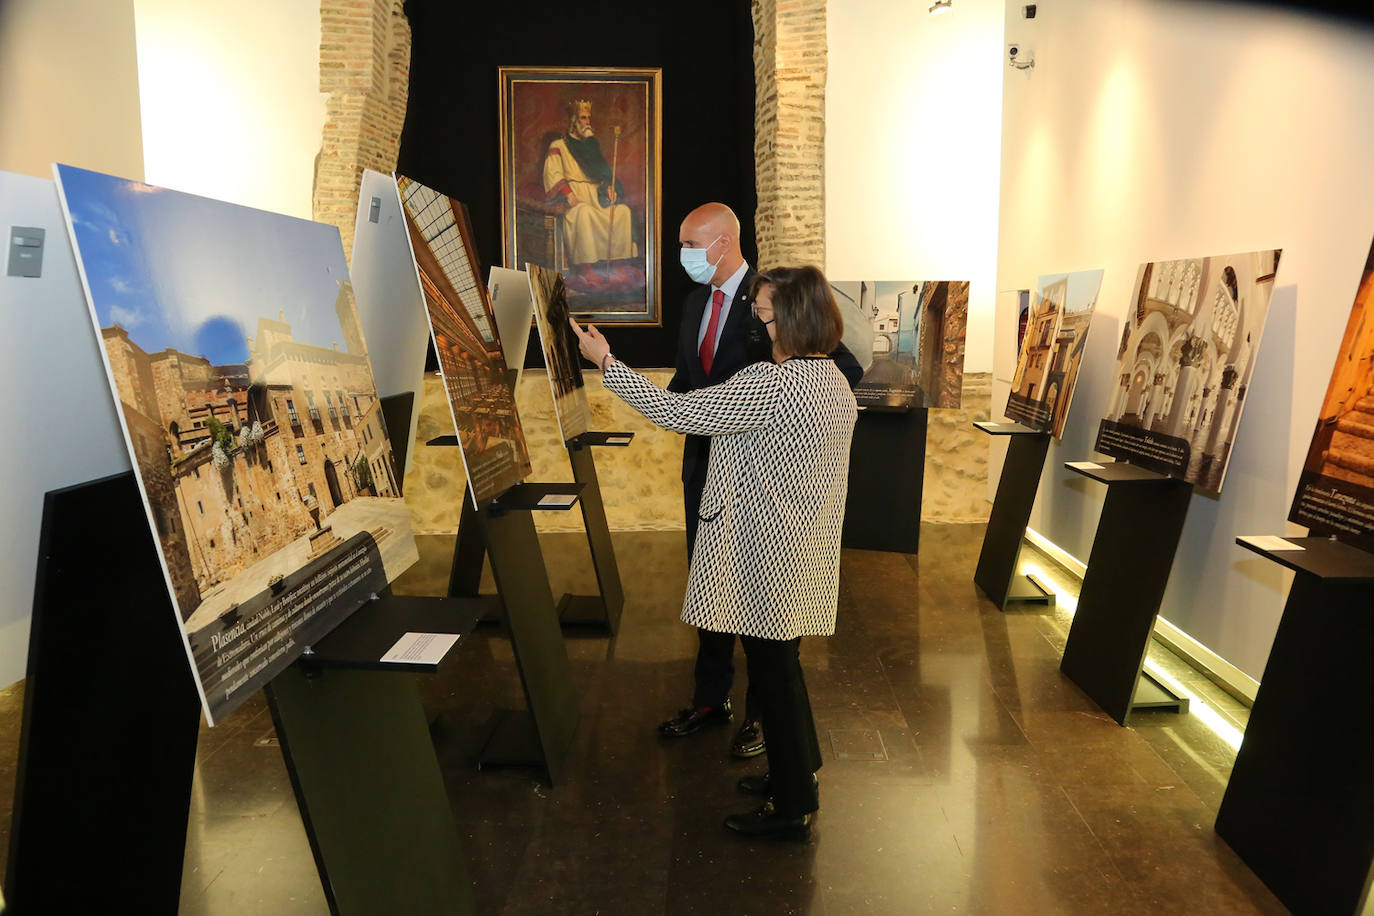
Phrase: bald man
[{"left": 659, "top": 203, "right": 861, "bottom": 758}]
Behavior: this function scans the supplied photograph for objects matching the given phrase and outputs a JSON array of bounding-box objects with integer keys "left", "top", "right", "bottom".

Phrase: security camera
[{"left": 1008, "top": 43, "right": 1035, "bottom": 70}]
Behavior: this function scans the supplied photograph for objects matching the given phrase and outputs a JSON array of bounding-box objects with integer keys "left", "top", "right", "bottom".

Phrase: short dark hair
[{"left": 751, "top": 265, "right": 843, "bottom": 356}]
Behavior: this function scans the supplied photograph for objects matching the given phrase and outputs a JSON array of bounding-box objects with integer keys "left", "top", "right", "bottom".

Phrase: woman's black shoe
[
  {"left": 724, "top": 801, "right": 812, "bottom": 841},
  {"left": 730, "top": 719, "right": 766, "bottom": 758}
]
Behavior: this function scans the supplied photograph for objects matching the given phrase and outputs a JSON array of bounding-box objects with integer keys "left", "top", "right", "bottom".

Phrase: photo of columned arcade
[
  {"left": 1099, "top": 250, "right": 1281, "bottom": 493},
  {"left": 101, "top": 280, "right": 416, "bottom": 632}
]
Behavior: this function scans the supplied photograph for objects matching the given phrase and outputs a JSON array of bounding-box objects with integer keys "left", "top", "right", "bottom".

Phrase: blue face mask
[{"left": 679, "top": 235, "right": 724, "bottom": 285}]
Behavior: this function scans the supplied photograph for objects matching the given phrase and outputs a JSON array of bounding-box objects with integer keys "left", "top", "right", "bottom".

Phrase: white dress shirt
[{"left": 696, "top": 260, "right": 751, "bottom": 352}]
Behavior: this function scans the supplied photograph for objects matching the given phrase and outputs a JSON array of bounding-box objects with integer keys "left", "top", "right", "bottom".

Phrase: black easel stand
[
  {"left": 1058, "top": 461, "right": 1192, "bottom": 725},
  {"left": 263, "top": 592, "right": 485, "bottom": 916},
  {"left": 424, "top": 433, "right": 585, "bottom": 782},
  {"left": 556, "top": 431, "right": 633, "bottom": 632},
  {"left": 470, "top": 482, "right": 584, "bottom": 784},
  {"left": 972, "top": 421, "right": 1055, "bottom": 609},
  {"left": 843, "top": 407, "right": 928, "bottom": 553},
  {"left": 1214, "top": 536, "right": 1374, "bottom": 916},
  {"left": 436, "top": 431, "right": 628, "bottom": 635},
  {"left": 258, "top": 391, "right": 485, "bottom": 914},
  {"left": 6, "top": 472, "right": 201, "bottom": 914}
]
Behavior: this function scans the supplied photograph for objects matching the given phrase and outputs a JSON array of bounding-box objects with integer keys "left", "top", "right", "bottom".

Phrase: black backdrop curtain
[{"left": 398, "top": 0, "right": 758, "bottom": 369}]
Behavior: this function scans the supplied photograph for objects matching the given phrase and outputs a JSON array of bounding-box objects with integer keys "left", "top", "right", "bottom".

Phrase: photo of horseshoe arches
[{"left": 1096, "top": 249, "right": 1283, "bottom": 494}]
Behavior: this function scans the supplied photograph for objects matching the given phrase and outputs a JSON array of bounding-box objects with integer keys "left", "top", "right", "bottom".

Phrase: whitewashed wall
[
  {"left": 995, "top": 0, "right": 1374, "bottom": 680},
  {"left": 826, "top": 0, "right": 1005, "bottom": 375}
]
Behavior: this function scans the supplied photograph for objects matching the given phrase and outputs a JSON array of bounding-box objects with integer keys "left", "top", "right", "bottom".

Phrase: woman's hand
[{"left": 569, "top": 316, "right": 612, "bottom": 368}]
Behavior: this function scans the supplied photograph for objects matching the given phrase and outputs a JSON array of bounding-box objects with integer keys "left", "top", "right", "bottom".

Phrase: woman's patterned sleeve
[{"left": 602, "top": 360, "right": 782, "bottom": 436}]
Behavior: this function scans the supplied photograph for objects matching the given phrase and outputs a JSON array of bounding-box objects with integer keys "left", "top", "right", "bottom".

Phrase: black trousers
[
  {"left": 685, "top": 469, "right": 757, "bottom": 720},
  {"left": 740, "top": 635, "right": 823, "bottom": 817}
]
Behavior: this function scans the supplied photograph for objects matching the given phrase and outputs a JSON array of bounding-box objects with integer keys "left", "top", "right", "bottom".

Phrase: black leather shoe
[
  {"left": 724, "top": 801, "right": 812, "bottom": 841},
  {"left": 737, "top": 771, "right": 819, "bottom": 797},
  {"left": 730, "top": 719, "right": 765, "bottom": 758},
  {"left": 659, "top": 698, "right": 732, "bottom": 737}
]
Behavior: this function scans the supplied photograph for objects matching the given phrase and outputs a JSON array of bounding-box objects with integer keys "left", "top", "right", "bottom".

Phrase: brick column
[
  {"left": 313, "top": 0, "right": 412, "bottom": 262},
  {"left": 753, "top": 0, "right": 827, "bottom": 270}
]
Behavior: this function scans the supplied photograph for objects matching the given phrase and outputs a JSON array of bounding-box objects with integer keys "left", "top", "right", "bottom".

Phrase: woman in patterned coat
[{"left": 571, "top": 265, "right": 857, "bottom": 840}]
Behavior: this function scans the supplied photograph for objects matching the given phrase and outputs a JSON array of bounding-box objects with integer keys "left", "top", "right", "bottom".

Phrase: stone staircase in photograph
[{"left": 1326, "top": 390, "right": 1374, "bottom": 489}]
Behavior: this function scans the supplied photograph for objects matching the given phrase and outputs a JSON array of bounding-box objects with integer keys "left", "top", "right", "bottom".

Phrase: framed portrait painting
[{"left": 499, "top": 66, "right": 662, "bottom": 326}]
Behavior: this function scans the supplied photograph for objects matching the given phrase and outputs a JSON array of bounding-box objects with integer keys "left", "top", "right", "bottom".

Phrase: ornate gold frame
[{"left": 498, "top": 66, "right": 663, "bottom": 327}]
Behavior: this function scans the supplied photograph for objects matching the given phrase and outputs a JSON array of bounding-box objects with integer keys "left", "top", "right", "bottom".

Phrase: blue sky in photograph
[
  {"left": 1037, "top": 269, "right": 1104, "bottom": 316},
  {"left": 57, "top": 164, "right": 352, "bottom": 366}
]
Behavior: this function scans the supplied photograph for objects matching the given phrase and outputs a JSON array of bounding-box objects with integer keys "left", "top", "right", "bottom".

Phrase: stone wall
[
  {"left": 401, "top": 368, "right": 991, "bottom": 531},
  {"left": 403, "top": 370, "right": 687, "bottom": 536},
  {"left": 313, "top": 0, "right": 411, "bottom": 260},
  {"left": 924, "top": 372, "right": 992, "bottom": 524},
  {"left": 752, "top": 0, "right": 827, "bottom": 270}
]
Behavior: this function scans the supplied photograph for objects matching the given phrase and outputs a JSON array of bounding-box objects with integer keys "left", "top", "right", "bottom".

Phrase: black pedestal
[
  {"left": 472, "top": 485, "right": 584, "bottom": 784},
  {"left": 843, "top": 407, "right": 928, "bottom": 553},
  {"left": 555, "top": 431, "right": 631, "bottom": 632},
  {"left": 1215, "top": 536, "right": 1374, "bottom": 916},
  {"left": 972, "top": 421, "right": 1055, "bottom": 609},
  {"left": 1058, "top": 461, "right": 1192, "bottom": 725},
  {"left": 5, "top": 472, "right": 201, "bottom": 914},
  {"left": 447, "top": 487, "right": 487, "bottom": 601},
  {"left": 265, "top": 591, "right": 483, "bottom": 916}
]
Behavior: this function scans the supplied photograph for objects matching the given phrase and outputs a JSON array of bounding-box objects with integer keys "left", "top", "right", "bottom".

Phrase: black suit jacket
[{"left": 668, "top": 268, "right": 864, "bottom": 485}]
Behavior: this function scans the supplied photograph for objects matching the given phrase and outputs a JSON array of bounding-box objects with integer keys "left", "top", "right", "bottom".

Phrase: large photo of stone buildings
[
  {"left": 1005, "top": 269, "right": 1102, "bottom": 438},
  {"left": 830, "top": 280, "right": 969, "bottom": 409},
  {"left": 1098, "top": 250, "right": 1282, "bottom": 494},
  {"left": 397, "top": 176, "right": 533, "bottom": 507},
  {"left": 1290, "top": 237, "right": 1374, "bottom": 550},
  {"left": 58, "top": 165, "right": 418, "bottom": 660}
]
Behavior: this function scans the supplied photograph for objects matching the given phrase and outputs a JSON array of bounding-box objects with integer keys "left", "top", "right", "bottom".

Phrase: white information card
[
  {"left": 380, "top": 632, "right": 461, "bottom": 665},
  {"left": 1238, "top": 535, "right": 1305, "bottom": 553}
]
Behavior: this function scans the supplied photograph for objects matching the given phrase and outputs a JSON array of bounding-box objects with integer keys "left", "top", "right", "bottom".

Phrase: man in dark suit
[{"left": 660, "top": 202, "right": 861, "bottom": 757}]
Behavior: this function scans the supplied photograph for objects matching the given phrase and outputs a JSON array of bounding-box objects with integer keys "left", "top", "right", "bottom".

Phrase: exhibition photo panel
[
  {"left": 527, "top": 263, "right": 591, "bottom": 442},
  {"left": 397, "top": 175, "right": 533, "bottom": 508},
  {"left": 489, "top": 265, "right": 534, "bottom": 384},
  {"left": 1290, "top": 236, "right": 1374, "bottom": 551},
  {"left": 1005, "top": 269, "right": 1103, "bottom": 438},
  {"left": 830, "top": 279, "right": 970, "bottom": 409},
  {"left": 54, "top": 164, "right": 420, "bottom": 725},
  {"left": 1096, "top": 249, "right": 1283, "bottom": 494}
]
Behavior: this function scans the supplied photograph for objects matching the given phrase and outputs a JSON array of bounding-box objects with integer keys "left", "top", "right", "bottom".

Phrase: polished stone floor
[{"left": 0, "top": 524, "right": 1287, "bottom": 914}]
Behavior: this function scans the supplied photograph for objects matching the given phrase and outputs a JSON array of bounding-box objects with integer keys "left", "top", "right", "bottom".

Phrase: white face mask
[{"left": 679, "top": 235, "right": 724, "bottom": 285}]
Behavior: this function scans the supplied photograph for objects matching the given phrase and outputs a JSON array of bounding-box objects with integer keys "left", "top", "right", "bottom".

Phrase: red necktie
[{"left": 700, "top": 289, "right": 725, "bottom": 375}]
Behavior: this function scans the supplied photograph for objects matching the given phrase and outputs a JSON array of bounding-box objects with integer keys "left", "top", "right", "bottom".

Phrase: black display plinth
[
  {"left": 1215, "top": 536, "right": 1374, "bottom": 916},
  {"left": 556, "top": 431, "right": 631, "bottom": 632},
  {"left": 266, "top": 595, "right": 479, "bottom": 916},
  {"left": 424, "top": 435, "right": 584, "bottom": 782},
  {"left": 261, "top": 383, "right": 479, "bottom": 915},
  {"left": 1058, "top": 461, "right": 1192, "bottom": 725},
  {"left": 972, "top": 421, "right": 1055, "bottom": 609},
  {"left": 843, "top": 407, "right": 927, "bottom": 553},
  {"left": 5, "top": 472, "right": 201, "bottom": 914}
]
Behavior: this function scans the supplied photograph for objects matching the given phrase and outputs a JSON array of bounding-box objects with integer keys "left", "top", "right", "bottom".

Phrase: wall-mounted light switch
[
  {"left": 8, "top": 227, "right": 45, "bottom": 278},
  {"left": 369, "top": 197, "right": 381, "bottom": 223}
]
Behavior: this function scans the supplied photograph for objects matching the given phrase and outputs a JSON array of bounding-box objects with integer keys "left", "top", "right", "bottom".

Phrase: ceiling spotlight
[{"left": 929, "top": 0, "right": 953, "bottom": 14}]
